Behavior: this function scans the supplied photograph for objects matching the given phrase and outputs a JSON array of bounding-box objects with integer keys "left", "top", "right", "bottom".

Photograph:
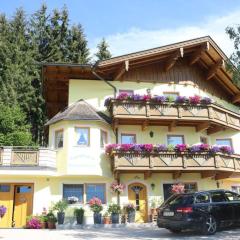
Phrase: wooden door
[
  {"left": 128, "top": 183, "right": 147, "bottom": 222},
  {"left": 13, "top": 184, "right": 33, "bottom": 228},
  {"left": 0, "top": 184, "right": 14, "bottom": 228}
]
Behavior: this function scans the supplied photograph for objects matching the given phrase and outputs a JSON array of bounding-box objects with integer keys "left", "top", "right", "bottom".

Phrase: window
[
  {"left": 164, "top": 194, "right": 194, "bottom": 206},
  {"left": 216, "top": 139, "right": 232, "bottom": 147},
  {"left": 167, "top": 135, "right": 184, "bottom": 146},
  {"left": 0, "top": 184, "right": 10, "bottom": 192},
  {"left": 16, "top": 186, "right": 32, "bottom": 193},
  {"left": 163, "top": 92, "right": 179, "bottom": 98},
  {"left": 121, "top": 134, "right": 136, "bottom": 144},
  {"left": 55, "top": 130, "right": 63, "bottom": 149},
  {"left": 232, "top": 186, "right": 240, "bottom": 194},
  {"left": 200, "top": 136, "right": 208, "bottom": 144},
  {"left": 195, "top": 193, "right": 210, "bottom": 204},
  {"left": 119, "top": 90, "right": 134, "bottom": 95},
  {"left": 100, "top": 130, "right": 108, "bottom": 148},
  {"left": 76, "top": 127, "right": 90, "bottom": 146},
  {"left": 225, "top": 191, "right": 240, "bottom": 201},
  {"left": 211, "top": 192, "right": 227, "bottom": 202},
  {"left": 63, "top": 184, "right": 84, "bottom": 203},
  {"left": 184, "top": 183, "right": 197, "bottom": 193},
  {"left": 86, "top": 184, "right": 106, "bottom": 203}
]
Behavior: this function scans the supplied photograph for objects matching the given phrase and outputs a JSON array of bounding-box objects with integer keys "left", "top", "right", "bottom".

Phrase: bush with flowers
[
  {"left": 89, "top": 197, "right": 103, "bottom": 213},
  {"left": 171, "top": 183, "right": 185, "bottom": 194},
  {"left": 124, "top": 203, "right": 136, "bottom": 213},
  {"left": 104, "top": 93, "right": 214, "bottom": 107},
  {"left": 26, "top": 216, "right": 42, "bottom": 229},
  {"left": 110, "top": 182, "right": 125, "bottom": 194},
  {"left": 105, "top": 143, "right": 234, "bottom": 155}
]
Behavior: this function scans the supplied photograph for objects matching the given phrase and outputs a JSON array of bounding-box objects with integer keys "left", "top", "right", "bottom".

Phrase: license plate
[{"left": 163, "top": 211, "right": 174, "bottom": 216}]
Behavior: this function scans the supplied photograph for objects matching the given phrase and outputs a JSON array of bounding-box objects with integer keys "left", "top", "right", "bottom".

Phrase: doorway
[{"left": 128, "top": 183, "right": 148, "bottom": 222}]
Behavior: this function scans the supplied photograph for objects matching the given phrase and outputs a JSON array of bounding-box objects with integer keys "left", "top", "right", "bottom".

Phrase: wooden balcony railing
[
  {"left": 108, "top": 100, "right": 240, "bottom": 132},
  {"left": 111, "top": 151, "right": 240, "bottom": 180},
  {"left": 11, "top": 149, "right": 39, "bottom": 166}
]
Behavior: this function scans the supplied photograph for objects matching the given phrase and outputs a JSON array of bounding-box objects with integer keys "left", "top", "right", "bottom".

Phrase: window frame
[
  {"left": 85, "top": 183, "right": 106, "bottom": 204},
  {"left": 167, "top": 135, "right": 185, "bottom": 145},
  {"left": 210, "top": 191, "right": 228, "bottom": 203},
  {"left": 216, "top": 138, "right": 233, "bottom": 148},
  {"left": 121, "top": 133, "right": 137, "bottom": 144},
  {"left": 75, "top": 127, "right": 90, "bottom": 147},
  {"left": 62, "top": 184, "right": 84, "bottom": 203},
  {"left": 54, "top": 129, "right": 64, "bottom": 149},
  {"left": 100, "top": 129, "right": 108, "bottom": 148}
]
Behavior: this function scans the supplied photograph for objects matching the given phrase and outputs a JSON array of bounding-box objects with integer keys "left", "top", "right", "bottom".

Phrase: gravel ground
[{"left": 0, "top": 225, "right": 240, "bottom": 240}]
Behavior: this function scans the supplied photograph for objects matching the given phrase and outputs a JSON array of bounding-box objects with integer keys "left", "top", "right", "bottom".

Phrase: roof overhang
[{"left": 42, "top": 36, "right": 240, "bottom": 119}]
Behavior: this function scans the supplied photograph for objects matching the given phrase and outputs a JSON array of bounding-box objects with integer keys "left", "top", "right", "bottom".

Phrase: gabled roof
[
  {"left": 42, "top": 36, "right": 240, "bottom": 118},
  {"left": 45, "top": 99, "right": 111, "bottom": 126}
]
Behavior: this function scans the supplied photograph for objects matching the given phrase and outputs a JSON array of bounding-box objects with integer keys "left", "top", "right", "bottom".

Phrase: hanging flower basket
[
  {"left": 110, "top": 182, "right": 125, "bottom": 194},
  {"left": 171, "top": 183, "right": 185, "bottom": 194}
]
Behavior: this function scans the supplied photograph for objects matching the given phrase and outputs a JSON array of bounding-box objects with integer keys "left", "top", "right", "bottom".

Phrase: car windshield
[{"left": 163, "top": 194, "right": 194, "bottom": 207}]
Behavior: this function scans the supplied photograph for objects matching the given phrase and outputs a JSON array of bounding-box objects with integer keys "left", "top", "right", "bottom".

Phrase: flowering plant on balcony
[
  {"left": 175, "top": 144, "right": 187, "bottom": 152},
  {"left": 89, "top": 197, "right": 103, "bottom": 213},
  {"left": 219, "top": 145, "right": 233, "bottom": 155},
  {"left": 189, "top": 144, "right": 210, "bottom": 153},
  {"left": 175, "top": 96, "right": 187, "bottom": 104},
  {"left": 110, "top": 182, "right": 126, "bottom": 194},
  {"left": 189, "top": 95, "right": 201, "bottom": 105},
  {"left": 171, "top": 183, "right": 185, "bottom": 194},
  {"left": 155, "top": 144, "right": 168, "bottom": 152},
  {"left": 201, "top": 97, "right": 212, "bottom": 104},
  {"left": 0, "top": 205, "right": 6, "bottom": 218},
  {"left": 153, "top": 96, "right": 166, "bottom": 104}
]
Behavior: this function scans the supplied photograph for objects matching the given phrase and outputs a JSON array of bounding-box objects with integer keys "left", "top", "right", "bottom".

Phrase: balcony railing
[
  {"left": 0, "top": 147, "right": 56, "bottom": 171},
  {"left": 110, "top": 150, "right": 240, "bottom": 179},
  {"left": 108, "top": 100, "right": 240, "bottom": 132}
]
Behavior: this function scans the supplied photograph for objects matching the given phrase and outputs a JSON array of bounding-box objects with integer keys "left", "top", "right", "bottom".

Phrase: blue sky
[{"left": 1, "top": 0, "right": 240, "bottom": 56}]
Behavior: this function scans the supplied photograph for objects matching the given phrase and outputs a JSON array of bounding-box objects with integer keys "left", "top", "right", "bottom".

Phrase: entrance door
[
  {"left": 0, "top": 184, "right": 14, "bottom": 228},
  {"left": 13, "top": 184, "right": 33, "bottom": 228},
  {"left": 128, "top": 183, "right": 147, "bottom": 223}
]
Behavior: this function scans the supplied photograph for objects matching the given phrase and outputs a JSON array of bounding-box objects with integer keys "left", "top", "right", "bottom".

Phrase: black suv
[{"left": 157, "top": 189, "right": 240, "bottom": 235}]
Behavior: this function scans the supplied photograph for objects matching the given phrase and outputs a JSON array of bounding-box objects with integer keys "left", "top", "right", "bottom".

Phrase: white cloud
[{"left": 91, "top": 10, "right": 240, "bottom": 58}]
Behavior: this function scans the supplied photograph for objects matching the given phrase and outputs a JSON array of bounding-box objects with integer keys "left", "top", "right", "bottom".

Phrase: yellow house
[{"left": 1, "top": 36, "right": 240, "bottom": 227}]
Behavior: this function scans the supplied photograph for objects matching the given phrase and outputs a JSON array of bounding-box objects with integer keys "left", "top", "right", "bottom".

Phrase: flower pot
[
  {"left": 76, "top": 214, "right": 84, "bottom": 225},
  {"left": 93, "top": 212, "right": 102, "bottom": 224},
  {"left": 41, "top": 222, "right": 48, "bottom": 229},
  {"left": 103, "top": 217, "right": 111, "bottom": 224},
  {"left": 128, "top": 211, "right": 135, "bottom": 223},
  {"left": 111, "top": 213, "right": 119, "bottom": 224},
  {"left": 47, "top": 222, "right": 56, "bottom": 229},
  {"left": 57, "top": 212, "right": 65, "bottom": 225}
]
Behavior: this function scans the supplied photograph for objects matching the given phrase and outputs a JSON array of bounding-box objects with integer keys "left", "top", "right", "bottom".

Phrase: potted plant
[
  {"left": 39, "top": 215, "right": 48, "bottom": 229},
  {"left": 74, "top": 207, "right": 84, "bottom": 225},
  {"left": 107, "top": 203, "right": 121, "bottom": 224},
  {"left": 103, "top": 212, "right": 111, "bottom": 224},
  {"left": 46, "top": 211, "right": 57, "bottom": 229},
  {"left": 26, "top": 216, "right": 42, "bottom": 229},
  {"left": 0, "top": 205, "right": 6, "bottom": 218},
  {"left": 124, "top": 203, "right": 136, "bottom": 223},
  {"left": 67, "top": 196, "right": 79, "bottom": 204},
  {"left": 89, "top": 197, "right": 103, "bottom": 224},
  {"left": 171, "top": 183, "right": 185, "bottom": 194},
  {"left": 53, "top": 200, "right": 68, "bottom": 224},
  {"left": 110, "top": 182, "right": 125, "bottom": 194}
]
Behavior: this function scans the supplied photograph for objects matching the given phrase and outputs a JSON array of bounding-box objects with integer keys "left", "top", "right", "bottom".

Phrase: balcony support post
[
  {"left": 196, "top": 122, "right": 209, "bottom": 132},
  {"left": 215, "top": 171, "right": 233, "bottom": 180},
  {"left": 172, "top": 171, "right": 181, "bottom": 179}
]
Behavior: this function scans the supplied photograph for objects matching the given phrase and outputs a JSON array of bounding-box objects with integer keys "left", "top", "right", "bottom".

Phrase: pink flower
[
  {"left": 142, "top": 95, "right": 151, "bottom": 101},
  {"left": 189, "top": 95, "right": 201, "bottom": 105},
  {"left": 105, "top": 144, "right": 118, "bottom": 154},
  {"left": 110, "top": 182, "right": 125, "bottom": 194},
  {"left": 175, "top": 144, "right": 187, "bottom": 152},
  {"left": 89, "top": 197, "right": 102, "bottom": 207},
  {"left": 26, "top": 217, "right": 42, "bottom": 229},
  {"left": 171, "top": 183, "right": 185, "bottom": 194},
  {"left": 142, "top": 144, "right": 153, "bottom": 152}
]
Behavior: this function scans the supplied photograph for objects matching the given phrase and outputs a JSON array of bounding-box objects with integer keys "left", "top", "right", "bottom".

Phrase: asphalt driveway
[{"left": 0, "top": 225, "right": 240, "bottom": 239}]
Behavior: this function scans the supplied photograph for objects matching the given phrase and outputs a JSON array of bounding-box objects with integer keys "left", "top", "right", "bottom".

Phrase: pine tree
[{"left": 95, "top": 38, "right": 111, "bottom": 61}]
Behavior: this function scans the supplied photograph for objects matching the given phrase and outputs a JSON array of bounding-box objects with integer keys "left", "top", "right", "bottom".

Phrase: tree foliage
[
  {"left": 0, "top": 4, "right": 100, "bottom": 146},
  {"left": 95, "top": 38, "right": 111, "bottom": 61}
]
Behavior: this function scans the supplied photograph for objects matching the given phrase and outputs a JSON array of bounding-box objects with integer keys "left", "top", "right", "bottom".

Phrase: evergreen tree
[{"left": 95, "top": 38, "right": 111, "bottom": 61}]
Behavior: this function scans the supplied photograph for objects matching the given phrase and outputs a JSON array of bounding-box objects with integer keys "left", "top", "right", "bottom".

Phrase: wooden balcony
[
  {"left": 111, "top": 151, "right": 240, "bottom": 180},
  {"left": 108, "top": 100, "right": 240, "bottom": 134},
  {"left": 0, "top": 147, "right": 56, "bottom": 174}
]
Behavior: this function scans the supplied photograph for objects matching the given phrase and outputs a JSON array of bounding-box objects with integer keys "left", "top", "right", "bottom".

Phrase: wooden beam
[
  {"left": 201, "top": 171, "right": 216, "bottom": 179},
  {"left": 164, "top": 48, "right": 184, "bottom": 72},
  {"left": 112, "top": 119, "right": 119, "bottom": 131},
  {"left": 232, "top": 92, "right": 240, "bottom": 104},
  {"left": 172, "top": 171, "right": 181, "bottom": 179},
  {"left": 168, "top": 121, "right": 176, "bottom": 132},
  {"left": 114, "top": 60, "right": 129, "bottom": 80},
  {"left": 114, "top": 171, "right": 120, "bottom": 181},
  {"left": 142, "top": 120, "right": 149, "bottom": 131},
  {"left": 215, "top": 172, "right": 233, "bottom": 180},
  {"left": 207, "top": 125, "right": 225, "bottom": 135},
  {"left": 196, "top": 122, "right": 209, "bottom": 132},
  {"left": 189, "top": 42, "right": 210, "bottom": 65},
  {"left": 144, "top": 171, "right": 152, "bottom": 180},
  {"left": 206, "top": 59, "right": 225, "bottom": 80}
]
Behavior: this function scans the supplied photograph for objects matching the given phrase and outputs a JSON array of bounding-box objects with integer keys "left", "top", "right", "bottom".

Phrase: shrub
[
  {"left": 74, "top": 208, "right": 85, "bottom": 217},
  {"left": 124, "top": 203, "right": 135, "bottom": 213},
  {"left": 107, "top": 204, "right": 121, "bottom": 214},
  {"left": 26, "top": 216, "right": 41, "bottom": 229},
  {"left": 89, "top": 197, "right": 103, "bottom": 213},
  {"left": 53, "top": 200, "right": 68, "bottom": 213}
]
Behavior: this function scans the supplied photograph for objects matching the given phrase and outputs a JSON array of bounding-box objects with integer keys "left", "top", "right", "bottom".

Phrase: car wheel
[
  {"left": 202, "top": 215, "right": 217, "bottom": 235},
  {"left": 168, "top": 229, "right": 181, "bottom": 234}
]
